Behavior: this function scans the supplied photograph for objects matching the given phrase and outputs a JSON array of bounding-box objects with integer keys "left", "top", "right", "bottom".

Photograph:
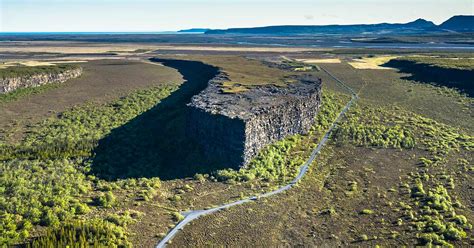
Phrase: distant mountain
[
  {"left": 178, "top": 28, "right": 210, "bottom": 33},
  {"left": 439, "top": 15, "right": 474, "bottom": 32},
  {"left": 205, "top": 18, "right": 437, "bottom": 35}
]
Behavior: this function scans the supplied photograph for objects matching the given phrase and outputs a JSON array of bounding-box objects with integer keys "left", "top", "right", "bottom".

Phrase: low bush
[
  {"left": 172, "top": 212, "right": 184, "bottom": 222},
  {"left": 95, "top": 192, "right": 116, "bottom": 208},
  {"left": 360, "top": 209, "right": 374, "bottom": 215}
]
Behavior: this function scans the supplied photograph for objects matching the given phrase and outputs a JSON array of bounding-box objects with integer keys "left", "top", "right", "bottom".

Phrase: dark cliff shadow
[
  {"left": 91, "top": 58, "right": 228, "bottom": 180},
  {"left": 383, "top": 60, "right": 474, "bottom": 97}
]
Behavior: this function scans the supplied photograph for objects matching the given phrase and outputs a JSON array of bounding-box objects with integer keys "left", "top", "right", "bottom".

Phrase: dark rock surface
[{"left": 188, "top": 73, "right": 322, "bottom": 167}]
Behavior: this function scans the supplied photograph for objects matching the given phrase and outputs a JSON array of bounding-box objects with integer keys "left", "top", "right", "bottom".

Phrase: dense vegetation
[
  {"left": 333, "top": 106, "right": 416, "bottom": 149},
  {"left": 0, "top": 64, "right": 80, "bottom": 79},
  {"left": 27, "top": 218, "right": 131, "bottom": 247},
  {"left": 0, "top": 85, "right": 176, "bottom": 245}
]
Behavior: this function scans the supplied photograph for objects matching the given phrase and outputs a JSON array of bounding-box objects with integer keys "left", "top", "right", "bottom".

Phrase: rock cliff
[
  {"left": 0, "top": 67, "right": 83, "bottom": 94},
  {"left": 187, "top": 73, "right": 322, "bottom": 168}
]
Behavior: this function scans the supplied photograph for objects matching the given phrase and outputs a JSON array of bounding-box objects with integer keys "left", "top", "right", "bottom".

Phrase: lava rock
[{"left": 187, "top": 73, "right": 322, "bottom": 168}]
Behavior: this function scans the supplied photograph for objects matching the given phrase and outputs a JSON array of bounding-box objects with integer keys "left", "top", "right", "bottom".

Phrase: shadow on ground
[
  {"left": 91, "top": 58, "right": 228, "bottom": 180},
  {"left": 384, "top": 59, "right": 474, "bottom": 97}
]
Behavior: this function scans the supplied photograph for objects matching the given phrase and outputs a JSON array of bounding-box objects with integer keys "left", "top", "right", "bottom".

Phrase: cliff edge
[
  {"left": 0, "top": 66, "right": 82, "bottom": 94},
  {"left": 187, "top": 73, "right": 322, "bottom": 167}
]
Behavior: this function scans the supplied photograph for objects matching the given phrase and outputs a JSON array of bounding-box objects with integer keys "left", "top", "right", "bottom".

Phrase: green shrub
[
  {"left": 452, "top": 215, "right": 468, "bottom": 226},
  {"left": 73, "top": 203, "right": 91, "bottom": 215},
  {"left": 425, "top": 219, "right": 446, "bottom": 233},
  {"left": 194, "top": 173, "right": 207, "bottom": 183},
  {"left": 360, "top": 209, "right": 374, "bottom": 215},
  {"left": 170, "top": 195, "right": 181, "bottom": 202},
  {"left": 95, "top": 192, "right": 116, "bottom": 208},
  {"left": 411, "top": 180, "right": 426, "bottom": 198},
  {"left": 172, "top": 212, "right": 184, "bottom": 222},
  {"left": 138, "top": 188, "right": 158, "bottom": 201},
  {"left": 419, "top": 232, "right": 441, "bottom": 245},
  {"left": 443, "top": 225, "right": 467, "bottom": 241},
  {"left": 0, "top": 213, "right": 21, "bottom": 245},
  {"left": 105, "top": 212, "right": 135, "bottom": 227},
  {"left": 348, "top": 181, "right": 358, "bottom": 191},
  {"left": 40, "top": 210, "right": 60, "bottom": 228}
]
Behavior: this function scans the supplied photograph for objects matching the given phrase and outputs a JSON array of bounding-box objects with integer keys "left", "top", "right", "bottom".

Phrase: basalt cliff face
[
  {"left": 0, "top": 67, "right": 83, "bottom": 94},
  {"left": 187, "top": 73, "right": 322, "bottom": 168}
]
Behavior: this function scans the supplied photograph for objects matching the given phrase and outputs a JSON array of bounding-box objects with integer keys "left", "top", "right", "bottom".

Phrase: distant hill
[
  {"left": 439, "top": 15, "right": 474, "bottom": 32},
  {"left": 205, "top": 18, "right": 437, "bottom": 35},
  {"left": 178, "top": 28, "right": 210, "bottom": 33}
]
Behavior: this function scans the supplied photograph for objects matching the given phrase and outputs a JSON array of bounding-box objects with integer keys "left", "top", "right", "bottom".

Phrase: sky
[{"left": 1, "top": 0, "right": 473, "bottom": 32}]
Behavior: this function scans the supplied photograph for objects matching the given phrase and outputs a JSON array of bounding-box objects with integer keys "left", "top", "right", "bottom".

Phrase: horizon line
[{"left": 1, "top": 15, "right": 470, "bottom": 33}]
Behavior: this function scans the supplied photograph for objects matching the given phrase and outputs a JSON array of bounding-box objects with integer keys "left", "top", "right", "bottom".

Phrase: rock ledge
[{"left": 187, "top": 73, "right": 322, "bottom": 167}]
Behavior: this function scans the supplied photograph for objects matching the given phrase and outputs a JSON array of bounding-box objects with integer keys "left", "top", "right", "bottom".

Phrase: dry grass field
[{"left": 348, "top": 56, "right": 398, "bottom": 69}]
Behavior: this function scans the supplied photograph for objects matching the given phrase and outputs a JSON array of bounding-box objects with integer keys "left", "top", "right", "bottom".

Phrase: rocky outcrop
[
  {"left": 0, "top": 67, "right": 82, "bottom": 93},
  {"left": 187, "top": 74, "right": 322, "bottom": 168}
]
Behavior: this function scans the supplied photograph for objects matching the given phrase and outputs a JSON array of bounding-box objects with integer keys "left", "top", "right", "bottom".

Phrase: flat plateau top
[{"left": 189, "top": 73, "right": 322, "bottom": 120}]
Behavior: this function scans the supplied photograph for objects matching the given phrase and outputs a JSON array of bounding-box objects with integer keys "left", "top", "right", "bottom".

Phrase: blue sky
[{"left": 1, "top": 0, "right": 472, "bottom": 32}]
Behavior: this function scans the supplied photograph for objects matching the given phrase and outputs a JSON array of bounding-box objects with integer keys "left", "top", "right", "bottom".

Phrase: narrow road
[{"left": 156, "top": 66, "right": 357, "bottom": 248}]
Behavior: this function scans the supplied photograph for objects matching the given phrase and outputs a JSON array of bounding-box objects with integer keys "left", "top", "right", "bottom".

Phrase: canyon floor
[{"left": 0, "top": 42, "right": 472, "bottom": 247}]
